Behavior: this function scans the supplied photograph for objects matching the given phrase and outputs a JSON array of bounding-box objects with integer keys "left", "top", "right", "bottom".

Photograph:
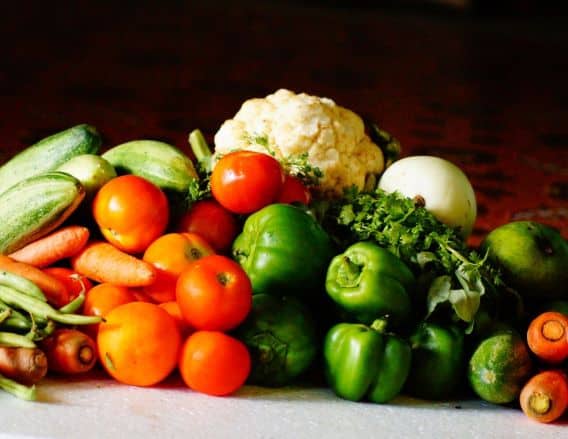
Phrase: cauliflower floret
[{"left": 213, "top": 89, "right": 385, "bottom": 197}]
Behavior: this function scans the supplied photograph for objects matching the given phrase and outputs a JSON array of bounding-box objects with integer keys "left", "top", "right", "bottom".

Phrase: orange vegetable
[
  {"left": 520, "top": 370, "right": 568, "bottom": 423},
  {"left": 178, "top": 330, "right": 250, "bottom": 396},
  {"left": 143, "top": 232, "right": 215, "bottom": 303},
  {"left": 0, "top": 346, "right": 48, "bottom": 385},
  {"left": 97, "top": 302, "right": 181, "bottom": 386},
  {"left": 82, "top": 283, "right": 138, "bottom": 339},
  {"left": 40, "top": 328, "right": 97, "bottom": 375},
  {"left": 70, "top": 241, "right": 157, "bottom": 287},
  {"left": 527, "top": 311, "right": 568, "bottom": 364},
  {"left": 0, "top": 255, "right": 69, "bottom": 307},
  {"left": 92, "top": 175, "right": 169, "bottom": 254},
  {"left": 8, "top": 225, "right": 90, "bottom": 267}
]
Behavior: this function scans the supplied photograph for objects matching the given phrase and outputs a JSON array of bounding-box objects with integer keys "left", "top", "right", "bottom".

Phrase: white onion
[{"left": 378, "top": 156, "right": 477, "bottom": 238}]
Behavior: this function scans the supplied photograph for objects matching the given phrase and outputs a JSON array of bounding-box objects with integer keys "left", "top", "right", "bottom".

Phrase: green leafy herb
[
  {"left": 245, "top": 131, "right": 323, "bottom": 187},
  {"left": 281, "top": 152, "right": 323, "bottom": 187},
  {"left": 320, "top": 187, "right": 507, "bottom": 327}
]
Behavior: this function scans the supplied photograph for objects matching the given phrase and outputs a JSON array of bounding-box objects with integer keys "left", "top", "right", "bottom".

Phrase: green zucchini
[
  {"left": 0, "top": 124, "right": 101, "bottom": 195},
  {"left": 0, "top": 172, "right": 85, "bottom": 254},
  {"left": 102, "top": 140, "right": 198, "bottom": 194}
]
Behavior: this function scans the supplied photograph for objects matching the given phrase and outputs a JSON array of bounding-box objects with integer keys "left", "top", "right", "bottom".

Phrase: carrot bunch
[{"left": 520, "top": 311, "right": 568, "bottom": 423}]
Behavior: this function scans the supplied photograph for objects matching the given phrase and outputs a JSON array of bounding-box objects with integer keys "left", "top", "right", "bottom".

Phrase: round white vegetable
[{"left": 378, "top": 155, "right": 477, "bottom": 238}]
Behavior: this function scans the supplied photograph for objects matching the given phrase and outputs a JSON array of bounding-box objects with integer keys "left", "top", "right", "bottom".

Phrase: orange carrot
[
  {"left": 71, "top": 241, "right": 157, "bottom": 287},
  {"left": 0, "top": 346, "right": 48, "bottom": 385},
  {"left": 526, "top": 311, "right": 568, "bottom": 364},
  {"left": 0, "top": 255, "right": 69, "bottom": 307},
  {"left": 520, "top": 370, "right": 568, "bottom": 424},
  {"left": 40, "top": 328, "right": 97, "bottom": 375},
  {"left": 8, "top": 225, "right": 90, "bottom": 268}
]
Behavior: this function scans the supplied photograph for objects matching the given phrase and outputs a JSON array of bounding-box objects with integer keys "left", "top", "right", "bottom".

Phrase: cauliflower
[{"left": 213, "top": 89, "right": 385, "bottom": 197}]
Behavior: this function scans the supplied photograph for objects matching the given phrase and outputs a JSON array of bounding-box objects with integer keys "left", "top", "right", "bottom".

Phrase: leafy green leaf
[
  {"left": 426, "top": 275, "right": 451, "bottom": 318},
  {"left": 448, "top": 287, "right": 480, "bottom": 323}
]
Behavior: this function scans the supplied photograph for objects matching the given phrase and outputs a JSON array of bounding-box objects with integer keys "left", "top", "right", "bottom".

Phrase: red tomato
[
  {"left": 178, "top": 331, "right": 251, "bottom": 396},
  {"left": 175, "top": 254, "right": 252, "bottom": 331},
  {"left": 92, "top": 175, "right": 169, "bottom": 254},
  {"left": 42, "top": 267, "right": 93, "bottom": 305},
  {"left": 177, "top": 200, "right": 239, "bottom": 253},
  {"left": 277, "top": 175, "right": 311, "bottom": 205},
  {"left": 210, "top": 151, "right": 284, "bottom": 214}
]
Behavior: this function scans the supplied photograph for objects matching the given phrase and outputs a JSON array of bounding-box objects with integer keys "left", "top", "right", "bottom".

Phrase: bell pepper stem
[
  {"left": 370, "top": 318, "right": 389, "bottom": 333},
  {"left": 336, "top": 256, "right": 362, "bottom": 288}
]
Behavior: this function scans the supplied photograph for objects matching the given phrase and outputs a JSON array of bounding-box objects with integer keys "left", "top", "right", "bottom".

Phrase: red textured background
[{"left": 1, "top": 2, "right": 566, "bottom": 247}]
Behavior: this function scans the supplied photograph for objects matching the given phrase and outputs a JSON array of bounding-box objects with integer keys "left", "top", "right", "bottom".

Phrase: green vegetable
[
  {"left": 325, "top": 241, "right": 414, "bottom": 327},
  {"left": 0, "top": 332, "right": 36, "bottom": 348},
  {"left": 404, "top": 322, "right": 464, "bottom": 400},
  {"left": 186, "top": 129, "right": 213, "bottom": 204},
  {"left": 0, "top": 172, "right": 85, "bottom": 254},
  {"left": 0, "top": 271, "right": 46, "bottom": 302},
  {"left": 468, "top": 328, "right": 533, "bottom": 404},
  {"left": 102, "top": 140, "right": 198, "bottom": 195},
  {"left": 323, "top": 319, "right": 411, "bottom": 403},
  {"left": 233, "top": 203, "right": 335, "bottom": 300},
  {"left": 0, "top": 285, "right": 101, "bottom": 327},
  {"left": 0, "top": 372, "right": 36, "bottom": 401},
  {"left": 0, "top": 124, "right": 101, "bottom": 196},
  {"left": 234, "top": 294, "right": 318, "bottom": 387},
  {"left": 320, "top": 187, "right": 507, "bottom": 328},
  {"left": 481, "top": 221, "right": 568, "bottom": 301},
  {"left": 366, "top": 121, "right": 401, "bottom": 169}
]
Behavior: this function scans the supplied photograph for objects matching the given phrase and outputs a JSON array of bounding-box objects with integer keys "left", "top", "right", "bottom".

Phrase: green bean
[
  {"left": 0, "top": 270, "right": 46, "bottom": 302},
  {"left": 0, "top": 285, "right": 101, "bottom": 326},
  {"left": 0, "top": 331, "right": 36, "bottom": 348},
  {"left": 0, "top": 372, "right": 36, "bottom": 401},
  {"left": 59, "top": 292, "right": 85, "bottom": 314},
  {"left": 27, "top": 320, "right": 56, "bottom": 341},
  {"left": 0, "top": 300, "right": 32, "bottom": 332},
  {"left": 0, "top": 308, "right": 11, "bottom": 324}
]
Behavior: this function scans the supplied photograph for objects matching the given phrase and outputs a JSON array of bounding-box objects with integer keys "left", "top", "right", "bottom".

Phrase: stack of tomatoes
[{"left": 78, "top": 150, "right": 310, "bottom": 396}]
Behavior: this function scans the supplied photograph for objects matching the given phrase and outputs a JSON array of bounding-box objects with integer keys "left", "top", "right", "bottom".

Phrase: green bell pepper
[
  {"left": 234, "top": 293, "right": 318, "bottom": 387},
  {"left": 404, "top": 322, "right": 464, "bottom": 400},
  {"left": 232, "top": 203, "right": 335, "bottom": 299},
  {"left": 323, "top": 320, "right": 412, "bottom": 403},
  {"left": 325, "top": 241, "right": 415, "bottom": 327}
]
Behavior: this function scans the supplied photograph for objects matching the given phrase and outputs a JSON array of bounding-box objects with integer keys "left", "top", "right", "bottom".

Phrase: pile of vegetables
[{"left": 0, "top": 89, "right": 567, "bottom": 426}]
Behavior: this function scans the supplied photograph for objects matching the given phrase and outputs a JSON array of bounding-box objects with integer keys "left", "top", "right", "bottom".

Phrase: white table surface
[{"left": 0, "top": 372, "right": 566, "bottom": 439}]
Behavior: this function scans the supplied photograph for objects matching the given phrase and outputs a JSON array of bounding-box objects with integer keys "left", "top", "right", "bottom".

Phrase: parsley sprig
[{"left": 245, "top": 132, "right": 323, "bottom": 187}]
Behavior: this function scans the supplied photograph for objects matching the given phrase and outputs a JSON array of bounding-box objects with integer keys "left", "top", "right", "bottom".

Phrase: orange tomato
[
  {"left": 176, "top": 200, "right": 239, "bottom": 253},
  {"left": 42, "top": 267, "right": 93, "bottom": 305},
  {"left": 82, "top": 283, "right": 138, "bottom": 338},
  {"left": 178, "top": 330, "right": 251, "bottom": 396},
  {"left": 97, "top": 302, "right": 181, "bottom": 387},
  {"left": 176, "top": 254, "right": 252, "bottom": 331},
  {"left": 142, "top": 232, "right": 215, "bottom": 303},
  {"left": 92, "top": 175, "right": 169, "bottom": 254},
  {"left": 159, "top": 300, "right": 192, "bottom": 337}
]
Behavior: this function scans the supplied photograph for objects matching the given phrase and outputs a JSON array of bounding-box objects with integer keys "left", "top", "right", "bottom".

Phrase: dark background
[{"left": 1, "top": 0, "right": 567, "bottom": 244}]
